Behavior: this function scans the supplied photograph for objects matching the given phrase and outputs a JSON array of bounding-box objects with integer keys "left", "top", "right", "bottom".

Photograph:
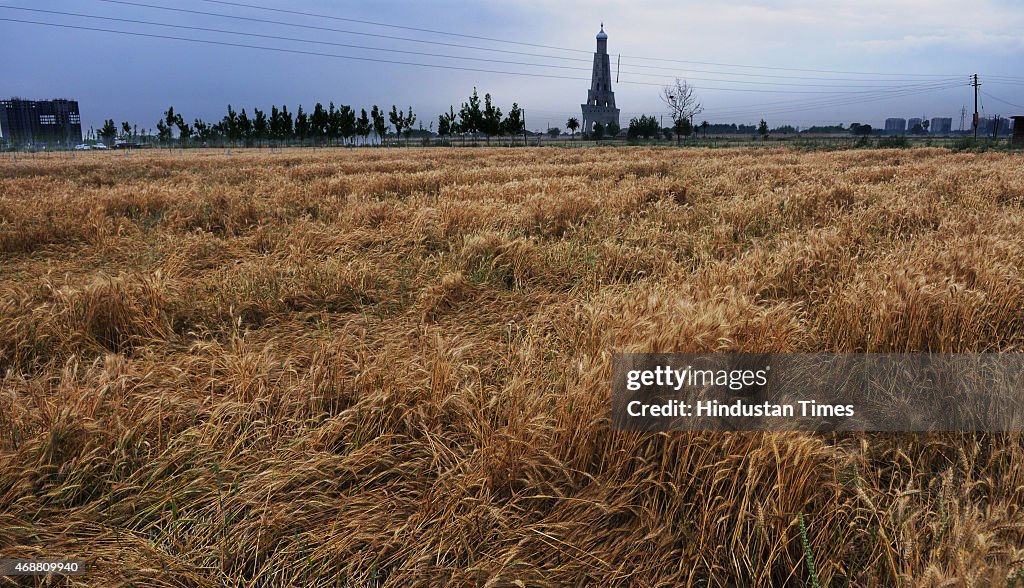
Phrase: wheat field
[{"left": 2, "top": 147, "right": 1024, "bottom": 586}]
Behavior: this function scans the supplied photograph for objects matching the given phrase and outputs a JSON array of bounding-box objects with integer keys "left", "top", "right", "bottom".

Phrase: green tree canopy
[
  {"left": 357, "top": 108, "right": 371, "bottom": 144},
  {"left": 295, "top": 106, "right": 309, "bottom": 140},
  {"left": 503, "top": 103, "right": 524, "bottom": 136},
  {"left": 253, "top": 108, "right": 268, "bottom": 144},
  {"left": 459, "top": 88, "right": 483, "bottom": 137},
  {"left": 627, "top": 115, "right": 659, "bottom": 139},
  {"left": 339, "top": 105, "right": 356, "bottom": 144},
  {"left": 481, "top": 93, "right": 503, "bottom": 142},
  {"left": 371, "top": 105, "right": 387, "bottom": 144},
  {"left": 100, "top": 119, "right": 118, "bottom": 145},
  {"left": 674, "top": 118, "right": 693, "bottom": 143},
  {"left": 566, "top": 117, "right": 580, "bottom": 139}
]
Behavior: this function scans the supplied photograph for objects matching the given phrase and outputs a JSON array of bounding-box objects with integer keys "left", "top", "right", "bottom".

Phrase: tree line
[
  {"left": 87, "top": 79, "right": 912, "bottom": 149},
  {"left": 436, "top": 88, "right": 525, "bottom": 144},
  {"left": 151, "top": 103, "right": 417, "bottom": 147},
  {"left": 96, "top": 103, "right": 399, "bottom": 147},
  {"left": 89, "top": 88, "right": 531, "bottom": 148}
]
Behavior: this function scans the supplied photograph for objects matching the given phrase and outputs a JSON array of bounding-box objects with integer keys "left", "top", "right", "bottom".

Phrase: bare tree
[{"left": 661, "top": 78, "right": 703, "bottom": 144}]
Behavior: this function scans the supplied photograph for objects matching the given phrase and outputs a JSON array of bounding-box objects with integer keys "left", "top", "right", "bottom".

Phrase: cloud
[
  {"left": 518, "top": 0, "right": 1024, "bottom": 55},
  {"left": 847, "top": 32, "right": 1024, "bottom": 53}
]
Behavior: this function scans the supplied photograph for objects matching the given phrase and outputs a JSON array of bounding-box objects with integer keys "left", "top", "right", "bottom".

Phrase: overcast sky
[{"left": 1, "top": 0, "right": 1022, "bottom": 132}]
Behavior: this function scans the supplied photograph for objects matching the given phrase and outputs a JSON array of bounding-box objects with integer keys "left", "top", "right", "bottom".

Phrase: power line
[
  {"left": 3, "top": 4, "right": 956, "bottom": 86},
  {"left": 0, "top": 17, "right": 596, "bottom": 83},
  {"left": 187, "top": 0, "right": 965, "bottom": 78},
  {"left": 619, "top": 61, "right": 962, "bottom": 83},
  {"left": 89, "top": 0, "right": 966, "bottom": 80},
  {"left": 2, "top": 17, "right": 964, "bottom": 95},
  {"left": 83, "top": 3, "right": 962, "bottom": 87},
  {"left": 88, "top": 0, "right": 596, "bottom": 65},
  {"left": 194, "top": 0, "right": 590, "bottom": 54},
  {"left": 2, "top": 6, "right": 965, "bottom": 89},
  {"left": 702, "top": 83, "right": 965, "bottom": 119},
  {"left": 510, "top": 81, "right": 964, "bottom": 121},
  {"left": 981, "top": 91, "right": 1024, "bottom": 110},
  {"left": 616, "top": 56, "right": 960, "bottom": 78},
  {"left": 0, "top": 5, "right": 590, "bottom": 73},
  {"left": 701, "top": 79, "right": 962, "bottom": 113},
  {"left": 86, "top": 0, "right": 961, "bottom": 85},
  {"left": 982, "top": 75, "right": 1024, "bottom": 82},
  {"left": 711, "top": 86, "right": 963, "bottom": 118},
  {"left": 704, "top": 81, "right": 966, "bottom": 109}
]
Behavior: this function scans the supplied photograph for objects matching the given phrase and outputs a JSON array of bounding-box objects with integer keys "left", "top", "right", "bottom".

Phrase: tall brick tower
[{"left": 581, "top": 23, "right": 620, "bottom": 136}]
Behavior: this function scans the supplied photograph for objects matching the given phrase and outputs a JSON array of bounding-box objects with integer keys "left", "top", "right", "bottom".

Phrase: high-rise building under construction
[{"left": 0, "top": 98, "right": 82, "bottom": 146}]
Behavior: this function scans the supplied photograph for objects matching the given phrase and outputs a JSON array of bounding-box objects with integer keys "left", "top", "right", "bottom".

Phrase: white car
[
  {"left": 74, "top": 144, "right": 92, "bottom": 150},
  {"left": 93, "top": 143, "right": 109, "bottom": 150}
]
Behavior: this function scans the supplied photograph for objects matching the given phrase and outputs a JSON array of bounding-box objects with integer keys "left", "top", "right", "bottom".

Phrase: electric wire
[
  {"left": 87, "top": 0, "right": 598, "bottom": 66},
  {"left": 89, "top": 0, "right": 966, "bottom": 79},
  {"left": 195, "top": 0, "right": 592, "bottom": 54},
  {"left": 0, "top": 5, "right": 592, "bottom": 74},
  {"left": 0, "top": 17, "right": 601, "bottom": 83},
  {"left": 702, "top": 83, "right": 965, "bottom": 119},
  {"left": 0, "top": 16, "right": 968, "bottom": 95},
  {"left": 7, "top": 4, "right": 966, "bottom": 86},
  {"left": 982, "top": 91, "right": 1023, "bottom": 110},
  {"left": 1, "top": 6, "right": 967, "bottom": 88},
  {"left": 185, "top": 0, "right": 967, "bottom": 78}
]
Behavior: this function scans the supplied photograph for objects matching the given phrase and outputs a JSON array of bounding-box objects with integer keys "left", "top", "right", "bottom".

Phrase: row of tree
[
  {"left": 436, "top": 88, "right": 525, "bottom": 143},
  {"left": 93, "top": 89, "right": 535, "bottom": 147},
  {"left": 89, "top": 80, "right": 708, "bottom": 147},
  {"left": 151, "top": 103, "right": 421, "bottom": 146},
  {"left": 94, "top": 104, "right": 427, "bottom": 147}
]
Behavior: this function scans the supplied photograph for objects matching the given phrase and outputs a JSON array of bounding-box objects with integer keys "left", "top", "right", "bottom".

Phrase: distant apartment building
[
  {"left": 0, "top": 98, "right": 82, "bottom": 146},
  {"left": 977, "top": 116, "right": 1013, "bottom": 137},
  {"left": 884, "top": 118, "right": 907, "bottom": 135},
  {"left": 906, "top": 117, "right": 924, "bottom": 133},
  {"left": 929, "top": 117, "right": 952, "bottom": 135}
]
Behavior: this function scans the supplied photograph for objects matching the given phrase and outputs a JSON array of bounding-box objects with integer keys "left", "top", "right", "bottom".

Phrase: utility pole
[
  {"left": 972, "top": 74, "right": 980, "bottom": 140},
  {"left": 523, "top": 109, "right": 527, "bottom": 147}
]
